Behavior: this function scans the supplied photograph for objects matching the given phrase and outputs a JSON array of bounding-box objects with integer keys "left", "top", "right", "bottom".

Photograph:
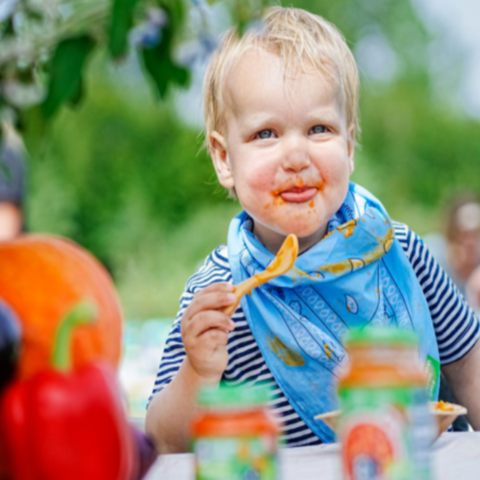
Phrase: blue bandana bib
[{"left": 227, "top": 182, "right": 440, "bottom": 443}]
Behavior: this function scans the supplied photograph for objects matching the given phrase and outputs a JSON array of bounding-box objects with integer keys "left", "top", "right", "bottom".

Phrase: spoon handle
[
  {"left": 222, "top": 234, "right": 298, "bottom": 317},
  {"left": 223, "top": 277, "right": 261, "bottom": 316}
]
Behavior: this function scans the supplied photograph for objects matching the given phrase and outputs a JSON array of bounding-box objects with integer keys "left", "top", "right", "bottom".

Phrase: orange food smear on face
[
  {"left": 270, "top": 177, "right": 325, "bottom": 205},
  {"left": 273, "top": 195, "right": 285, "bottom": 206},
  {"left": 264, "top": 203, "right": 271, "bottom": 210},
  {"left": 309, "top": 201, "right": 314, "bottom": 208}
]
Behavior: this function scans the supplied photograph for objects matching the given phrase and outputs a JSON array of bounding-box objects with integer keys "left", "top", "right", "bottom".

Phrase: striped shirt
[{"left": 151, "top": 222, "right": 480, "bottom": 447}]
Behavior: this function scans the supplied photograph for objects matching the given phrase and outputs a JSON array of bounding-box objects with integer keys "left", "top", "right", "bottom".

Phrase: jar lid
[
  {"left": 198, "top": 383, "right": 271, "bottom": 409},
  {"left": 344, "top": 327, "right": 419, "bottom": 347}
]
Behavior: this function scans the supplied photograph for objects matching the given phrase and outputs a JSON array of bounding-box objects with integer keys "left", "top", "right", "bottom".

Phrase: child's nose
[{"left": 281, "top": 136, "right": 310, "bottom": 172}]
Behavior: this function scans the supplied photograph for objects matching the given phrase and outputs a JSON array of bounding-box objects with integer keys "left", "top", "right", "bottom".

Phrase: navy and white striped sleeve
[
  {"left": 150, "top": 247, "right": 232, "bottom": 399},
  {"left": 150, "top": 295, "right": 188, "bottom": 398},
  {"left": 393, "top": 222, "right": 480, "bottom": 364}
]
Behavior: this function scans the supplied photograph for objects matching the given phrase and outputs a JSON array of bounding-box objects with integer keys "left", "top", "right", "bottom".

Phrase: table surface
[{"left": 144, "top": 432, "right": 480, "bottom": 480}]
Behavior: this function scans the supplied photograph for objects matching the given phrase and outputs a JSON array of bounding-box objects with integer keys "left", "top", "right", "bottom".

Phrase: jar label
[
  {"left": 193, "top": 435, "right": 278, "bottom": 480},
  {"left": 339, "top": 387, "right": 434, "bottom": 480}
]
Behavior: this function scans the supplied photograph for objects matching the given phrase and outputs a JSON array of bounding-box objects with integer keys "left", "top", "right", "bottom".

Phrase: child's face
[{"left": 210, "top": 49, "right": 354, "bottom": 253}]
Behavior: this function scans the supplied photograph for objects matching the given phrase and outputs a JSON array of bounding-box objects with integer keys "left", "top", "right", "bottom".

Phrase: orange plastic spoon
[{"left": 224, "top": 234, "right": 299, "bottom": 316}]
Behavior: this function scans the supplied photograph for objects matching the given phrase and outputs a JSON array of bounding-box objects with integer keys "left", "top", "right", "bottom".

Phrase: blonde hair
[{"left": 203, "top": 6, "right": 360, "bottom": 149}]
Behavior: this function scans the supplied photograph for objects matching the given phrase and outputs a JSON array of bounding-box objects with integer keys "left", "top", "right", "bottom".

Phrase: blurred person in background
[
  {"left": 0, "top": 121, "right": 25, "bottom": 241},
  {"left": 425, "top": 194, "right": 480, "bottom": 297},
  {"left": 466, "top": 266, "right": 480, "bottom": 317}
]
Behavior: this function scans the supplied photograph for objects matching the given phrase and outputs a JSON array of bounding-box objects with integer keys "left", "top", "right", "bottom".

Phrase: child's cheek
[{"left": 245, "top": 161, "right": 276, "bottom": 190}]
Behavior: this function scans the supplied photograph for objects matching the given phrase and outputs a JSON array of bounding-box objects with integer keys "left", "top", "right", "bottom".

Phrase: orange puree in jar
[
  {"left": 339, "top": 339, "right": 427, "bottom": 390},
  {"left": 193, "top": 406, "right": 278, "bottom": 438},
  {"left": 192, "top": 384, "right": 279, "bottom": 480}
]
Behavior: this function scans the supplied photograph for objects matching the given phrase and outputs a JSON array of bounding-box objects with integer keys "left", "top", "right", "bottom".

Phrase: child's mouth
[{"left": 279, "top": 187, "right": 317, "bottom": 203}]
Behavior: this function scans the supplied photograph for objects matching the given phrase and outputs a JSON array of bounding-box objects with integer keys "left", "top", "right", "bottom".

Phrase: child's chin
[{"left": 284, "top": 223, "right": 327, "bottom": 242}]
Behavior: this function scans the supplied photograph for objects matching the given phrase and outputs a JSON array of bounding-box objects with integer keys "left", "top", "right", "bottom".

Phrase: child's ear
[
  {"left": 209, "top": 131, "right": 235, "bottom": 189},
  {"left": 347, "top": 125, "right": 355, "bottom": 174}
]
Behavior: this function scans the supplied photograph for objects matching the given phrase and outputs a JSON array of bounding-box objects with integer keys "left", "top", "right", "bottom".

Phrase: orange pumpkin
[{"left": 0, "top": 234, "right": 123, "bottom": 380}]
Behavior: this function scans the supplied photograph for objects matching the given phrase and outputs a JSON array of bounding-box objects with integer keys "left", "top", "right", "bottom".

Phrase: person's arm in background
[
  {"left": 442, "top": 339, "right": 480, "bottom": 430},
  {"left": 145, "top": 282, "right": 236, "bottom": 453},
  {"left": 0, "top": 202, "right": 22, "bottom": 241}
]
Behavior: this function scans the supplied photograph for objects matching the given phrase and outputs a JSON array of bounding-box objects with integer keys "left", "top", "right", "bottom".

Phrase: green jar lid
[
  {"left": 198, "top": 383, "right": 271, "bottom": 409},
  {"left": 344, "top": 327, "right": 419, "bottom": 347}
]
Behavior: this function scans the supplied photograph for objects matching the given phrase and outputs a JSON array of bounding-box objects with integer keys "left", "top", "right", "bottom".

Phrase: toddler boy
[{"left": 146, "top": 7, "right": 480, "bottom": 452}]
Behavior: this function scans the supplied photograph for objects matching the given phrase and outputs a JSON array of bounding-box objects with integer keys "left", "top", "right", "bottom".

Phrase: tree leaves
[
  {"left": 141, "top": 44, "right": 190, "bottom": 99},
  {"left": 109, "top": 0, "right": 140, "bottom": 59},
  {"left": 139, "top": 6, "right": 190, "bottom": 99},
  {"left": 1, "top": 0, "right": 273, "bottom": 132},
  {"left": 41, "top": 35, "right": 96, "bottom": 119}
]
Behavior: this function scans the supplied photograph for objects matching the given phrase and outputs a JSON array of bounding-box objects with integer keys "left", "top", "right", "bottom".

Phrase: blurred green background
[{"left": 20, "top": 0, "right": 480, "bottom": 319}]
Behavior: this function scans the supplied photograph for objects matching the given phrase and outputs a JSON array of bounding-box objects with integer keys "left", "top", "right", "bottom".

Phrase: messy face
[{"left": 210, "top": 49, "right": 354, "bottom": 253}]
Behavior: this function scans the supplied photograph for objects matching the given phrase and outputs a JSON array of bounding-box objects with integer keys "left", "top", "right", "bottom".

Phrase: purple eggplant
[
  {"left": 0, "top": 298, "right": 21, "bottom": 393},
  {"left": 129, "top": 424, "right": 158, "bottom": 480}
]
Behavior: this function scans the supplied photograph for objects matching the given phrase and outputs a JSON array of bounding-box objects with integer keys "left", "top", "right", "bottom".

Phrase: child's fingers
[
  {"left": 187, "top": 310, "right": 235, "bottom": 337},
  {"left": 200, "top": 282, "right": 235, "bottom": 295},
  {"left": 201, "top": 328, "right": 229, "bottom": 348},
  {"left": 185, "top": 289, "right": 237, "bottom": 320}
]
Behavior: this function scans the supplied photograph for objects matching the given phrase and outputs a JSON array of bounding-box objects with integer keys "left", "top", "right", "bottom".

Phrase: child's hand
[{"left": 181, "top": 283, "right": 236, "bottom": 383}]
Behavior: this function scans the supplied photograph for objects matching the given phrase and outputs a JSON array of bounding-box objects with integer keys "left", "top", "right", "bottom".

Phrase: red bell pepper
[{"left": 0, "top": 303, "right": 135, "bottom": 480}]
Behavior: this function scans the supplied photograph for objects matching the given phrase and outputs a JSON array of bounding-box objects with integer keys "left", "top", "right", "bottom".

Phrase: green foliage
[
  {"left": 27, "top": 56, "right": 226, "bottom": 274},
  {"left": 114, "top": 203, "right": 241, "bottom": 318},
  {"left": 42, "top": 36, "right": 97, "bottom": 118},
  {"left": 26, "top": 55, "right": 240, "bottom": 317},
  {"left": 356, "top": 79, "right": 480, "bottom": 229},
  {"left": 109, "top": 0, "right": 141, "bottom": 58},
  {"left": 140, "top": 11, "right": 190, "bottom": 99},
  {"left": 0, "top": 0, "right": 273, "bottom": 139}
]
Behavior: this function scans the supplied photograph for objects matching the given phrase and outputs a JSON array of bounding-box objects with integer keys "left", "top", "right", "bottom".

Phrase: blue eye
[
  {"left": 309, "top": 125, "right": 327, "bottom": 134},
  {"left": 256, "top": 129, "right": 275, "bottom": 139}
]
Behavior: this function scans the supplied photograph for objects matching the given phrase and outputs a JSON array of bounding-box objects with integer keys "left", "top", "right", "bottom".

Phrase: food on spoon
[{"left": 431, "top": 401, "right": 459, "bottom": 412}]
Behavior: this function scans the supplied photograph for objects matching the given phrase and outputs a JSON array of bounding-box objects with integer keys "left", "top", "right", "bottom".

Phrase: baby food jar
[
  {"left": 192, "top": 384, "right": 279, "bottom": 480},
  {"left": 337, "top": 328, "right": 435, "bottom": 480}
]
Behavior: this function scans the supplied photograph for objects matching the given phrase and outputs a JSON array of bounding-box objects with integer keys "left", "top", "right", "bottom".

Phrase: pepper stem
[{"left": 52, "top": 302, "right": 97, "bottom": 371}]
